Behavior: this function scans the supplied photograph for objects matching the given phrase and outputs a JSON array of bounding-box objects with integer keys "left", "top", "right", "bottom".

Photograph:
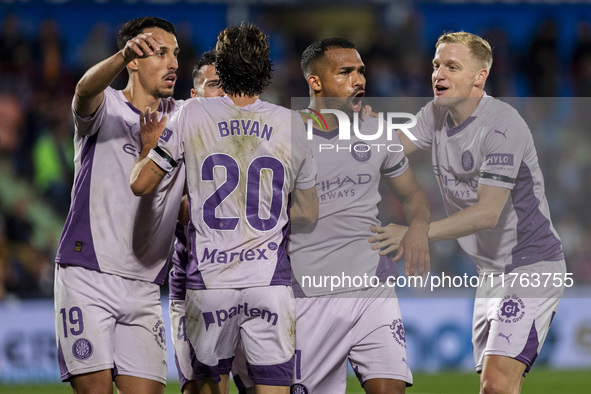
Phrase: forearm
[
  {"left": 427, "top": 205, "right": 496, "bottom": 242},
  {"left": 74, "top": 51, "right": 129, "bottom": 116},
  {"left": 290, "top": 187, "right": 319, "bottom": 225},
  {"left": 130, "top": 155, "right": 165, "bottom": 196},
  {"left": 401, "top": 188, "right": 431, "bottom": 231}
]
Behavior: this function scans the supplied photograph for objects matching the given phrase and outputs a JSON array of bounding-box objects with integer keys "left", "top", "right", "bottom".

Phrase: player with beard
[
  {"left": 131, "top": 23, "right": 318, "bottom": 394},
  {"left": 288, "top": 38, "right": 430, "bottom": 394},
  {"left": 54, "top": 16, "right": 185, "bottom": 394},
  {"left": 372, "top": 31, "right": 566, "bottom": 394}
]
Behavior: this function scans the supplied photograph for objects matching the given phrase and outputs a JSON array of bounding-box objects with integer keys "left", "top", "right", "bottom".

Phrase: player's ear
[
  {"left": 127, "top": 58, "right": 140, "bottom": 72},
  {"left": 190, "top": 88, "right": 197, "bottom": 98},
  {"left": 474, "top": 68, "right": 488, "bottom": 88},
  {"left": 307, "top": 74, "right": 322, "bottom": 93}
]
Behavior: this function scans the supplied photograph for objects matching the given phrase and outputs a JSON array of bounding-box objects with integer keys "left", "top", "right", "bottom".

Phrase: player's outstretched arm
[
  {"left": 74, "top": 32, "right": 165, "bottom": 118},
  {"left": 428, "top": 183, "right": 510, "bottom": 241},
  {"left": 370, "top": 166, "right": 431, "bottom": 276},
  {"left": 290, "top": 186, "right": 319, "bottom": 225},
  {"left": 397, "top": 130, "right": 421, "bottom": 157},
  {"left": 130, "top": 107, "right": 167, "bottom": 196}
]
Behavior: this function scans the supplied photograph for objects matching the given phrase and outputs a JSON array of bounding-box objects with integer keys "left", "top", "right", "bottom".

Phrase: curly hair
[
  {"left": 215, "top": 23, "right": 272, "bottom": 96},
  {"left": 301, "top": 38, "right": 356, "bottom": 77},
  {"left": 116, "top": 16, "right": 176, "bottom": 50}
]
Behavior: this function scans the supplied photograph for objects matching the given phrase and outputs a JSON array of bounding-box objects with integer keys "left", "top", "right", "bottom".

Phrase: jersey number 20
[{"left": 202, "top": 153, "right": 285, "bottom": 232}]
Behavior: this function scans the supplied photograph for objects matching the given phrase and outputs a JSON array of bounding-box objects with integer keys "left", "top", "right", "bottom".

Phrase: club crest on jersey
[
  {"left": 461, "top": 150, "right": 474, "bottom": 171},
  {"left": 291, "top": 383, "right": 310, "bottom": 394},
  {"left": 351, "top": 141, "right": 371, "bottom": 162},
  {"left": 390, "top": 318, "right": 406, "bottom": 348},
  {"left": 152, "top": 319, "right": 166, "bottom": 350},
  {"left": 497, "top": 295, "right": 525, "bottom": 323},
  {"left": 72, "top": 338, "right": 93, "bottom": 360}
]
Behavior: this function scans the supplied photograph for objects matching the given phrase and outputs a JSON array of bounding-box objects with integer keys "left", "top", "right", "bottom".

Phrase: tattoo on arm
[{"left": 150, "top": 166, "right": 164, "bottom": 177}]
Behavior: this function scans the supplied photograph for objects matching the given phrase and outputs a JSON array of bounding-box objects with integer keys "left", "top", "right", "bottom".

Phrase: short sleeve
[
  {"left": 478, "top": 118, "right": 529, "bottom": 190},
  {"left": 291, "top": 112, "right": 317, "bottom": 190},
  {"left": 72, "top": 87, "right": 110, "bottom": 137},
  {"left": 148, "top": 103, "right": 186, "bottom": 173},
  {"left": 381, "top": 130, "right": 409, "bottom": 179}
]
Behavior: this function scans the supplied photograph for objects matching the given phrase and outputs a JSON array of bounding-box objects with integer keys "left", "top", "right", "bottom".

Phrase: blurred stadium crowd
[{"left": 1, "top": 1, "right": 591, "bottom": 299}]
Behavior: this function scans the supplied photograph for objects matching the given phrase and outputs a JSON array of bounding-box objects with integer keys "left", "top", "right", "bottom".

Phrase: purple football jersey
[
  {"left": 409, "top": 95, "right": 563, "bottom": 273},
  {"left": 150, "top": 96, "right": 316, "bottom": 289},
  {"left": 56, "top": 87, "right": 185, "bottom": 284}
]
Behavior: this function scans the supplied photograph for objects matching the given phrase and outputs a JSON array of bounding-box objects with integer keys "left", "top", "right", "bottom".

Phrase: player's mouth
[
  {"left": 434, "top": 84, "right": 449, "bottom": 96},
  {"left": 164, "top": 73, "right": 177, "bottom": 87},
  {"left": 350, "top": 90, "right": 365, "bottom": 112}
]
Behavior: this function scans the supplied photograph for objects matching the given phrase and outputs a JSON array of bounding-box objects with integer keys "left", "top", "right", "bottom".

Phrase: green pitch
[{"left": 2, "top": 369, "right": 589, "bottom": 393}]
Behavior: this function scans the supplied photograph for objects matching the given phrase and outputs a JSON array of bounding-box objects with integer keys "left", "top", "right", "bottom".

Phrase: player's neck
[
  {"left": 229, "top": 94, "right": 258, "bottom": 107},
  {"left": 307, "top": 98, "right": 340, "bottom": 131},
  {"left": 122, "top": 84, "right": 161, "bottom": 113},
  {"left": 448, "top": 93, "right": 483, "bottom": 127}
]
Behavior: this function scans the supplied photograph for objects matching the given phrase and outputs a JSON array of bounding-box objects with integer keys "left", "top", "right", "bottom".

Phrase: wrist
[
  {"left": 120, "top": 50, "right": 133, "bottom": 65},
  {"left": 408, "top": 219, "right": 429, "bottom": 231}
]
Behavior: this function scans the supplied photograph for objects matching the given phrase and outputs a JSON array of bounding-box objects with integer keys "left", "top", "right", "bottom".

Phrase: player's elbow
[
  {"left": 130, "top": 176, "right": 155, "bottom": 196},
  {"left": 481, "top": 210, "right": 501, "bottom": 230},
  {"left": 130, "top": 181, "right": 149, "bottom": 196}
]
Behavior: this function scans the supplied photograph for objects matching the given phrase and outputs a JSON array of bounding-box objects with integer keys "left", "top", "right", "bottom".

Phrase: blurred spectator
[
  {"left": 173, "top": 22, "right": 199, "bottom": 100},
  {"left": 76, "top": 22, "right": 116, "bottom": 74},
  {"left": 2, "top": 200, "right": 53, "bottom": 299},
  {"left": 481, "top": 27, "right": 517, "bottom": 96},
  {"left": 30, "top": 18, "right": 74, "bottom": 96},
  {"left": 0, "top": 94, "right": 25, "bottom": 166},
  {"left": 32, "top": 96, "right": 74, "bottom": 216},
  {"left": 571, "top": 21, "right": 591, "bottom": 97},
  {"left": 526, "top": 19, "right": 560, "bottom": 96},
  {"left": 0, "top": 13, "right": 32, "bottom": 97}
]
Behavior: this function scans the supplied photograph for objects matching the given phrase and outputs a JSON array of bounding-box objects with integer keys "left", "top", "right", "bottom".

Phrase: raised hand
[
  {"left": 122, "top": 32, "right": 164, "bottom": 63},
  {"left": 139, "top": 107, "right": 168, "bottom": 150}
]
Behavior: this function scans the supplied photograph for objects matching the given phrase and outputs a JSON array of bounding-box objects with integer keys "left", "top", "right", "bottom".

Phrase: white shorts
[
  {"left": 290, "top": 286, "right": 412, "bottom": 393},
  {"left": 185, "top": 286, "right": 296, "bottom": 386},
  {"left": 54, "top": 265, "right": 167, "bottom": 384},
  {"left": 472, "top": 259, "right": 566, "bottom": 373},
  {"left": 170, "top": 299, "right": 198, "bottom": 390}
]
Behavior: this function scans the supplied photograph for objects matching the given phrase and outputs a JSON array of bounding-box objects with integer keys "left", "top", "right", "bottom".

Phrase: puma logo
[
  {"left": 494, "top": 129, "right": 508, "bottom": 139},
  {"left": 498, "top": 332, "right": 512, "bottom": 343}
]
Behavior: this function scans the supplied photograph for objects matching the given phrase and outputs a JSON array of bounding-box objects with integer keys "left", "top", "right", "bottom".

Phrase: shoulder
[
  {"left": 103, "top": 86, "right": 120, "bottom": 104},
  {"left": 160, "top": 97, "right": 186, "bottom": 115},
  {"left": 481, "top": 97, "right": 530, "bottom": 135}
]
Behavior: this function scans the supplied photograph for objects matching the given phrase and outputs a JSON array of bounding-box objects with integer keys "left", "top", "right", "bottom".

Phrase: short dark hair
[
  {"left": 192, "top": 50, "right": 217, "bottom": 82},
  {"left": 215, "top": 23, "right": 272, "bottom": 96},
  {"left": 301, "top": 38, "right": 356, "bottom": 77},
  {"left": 117, "top": 16, "right": 176, "bottom": 50}
]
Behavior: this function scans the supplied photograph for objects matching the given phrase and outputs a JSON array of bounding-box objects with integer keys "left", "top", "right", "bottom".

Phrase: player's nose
[
  {"left": 352, "top": 71, "right": 365, "bottom": 87},
  {"left": 168, "top": 54, "right": 178, "bottom": 71}
]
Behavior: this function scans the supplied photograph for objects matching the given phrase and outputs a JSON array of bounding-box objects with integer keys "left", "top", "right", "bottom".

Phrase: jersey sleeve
[
  {"left": 148, "top": 102, "right": 187, "bottom": 173},
  {"left": 478, "top": 117, "right": 529, "bottom": 190},
  {"left": 71, "top": 87, "right": 110, "bottom": 137},
  {"left": 406, "top": 102, "right": 436, "bottom": 150},
  {"left": 292, "top": 111, "right": 317, "bottom": 190},
  {"left": 381, "top": 130, "right": 409, "bottom": 179}
]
